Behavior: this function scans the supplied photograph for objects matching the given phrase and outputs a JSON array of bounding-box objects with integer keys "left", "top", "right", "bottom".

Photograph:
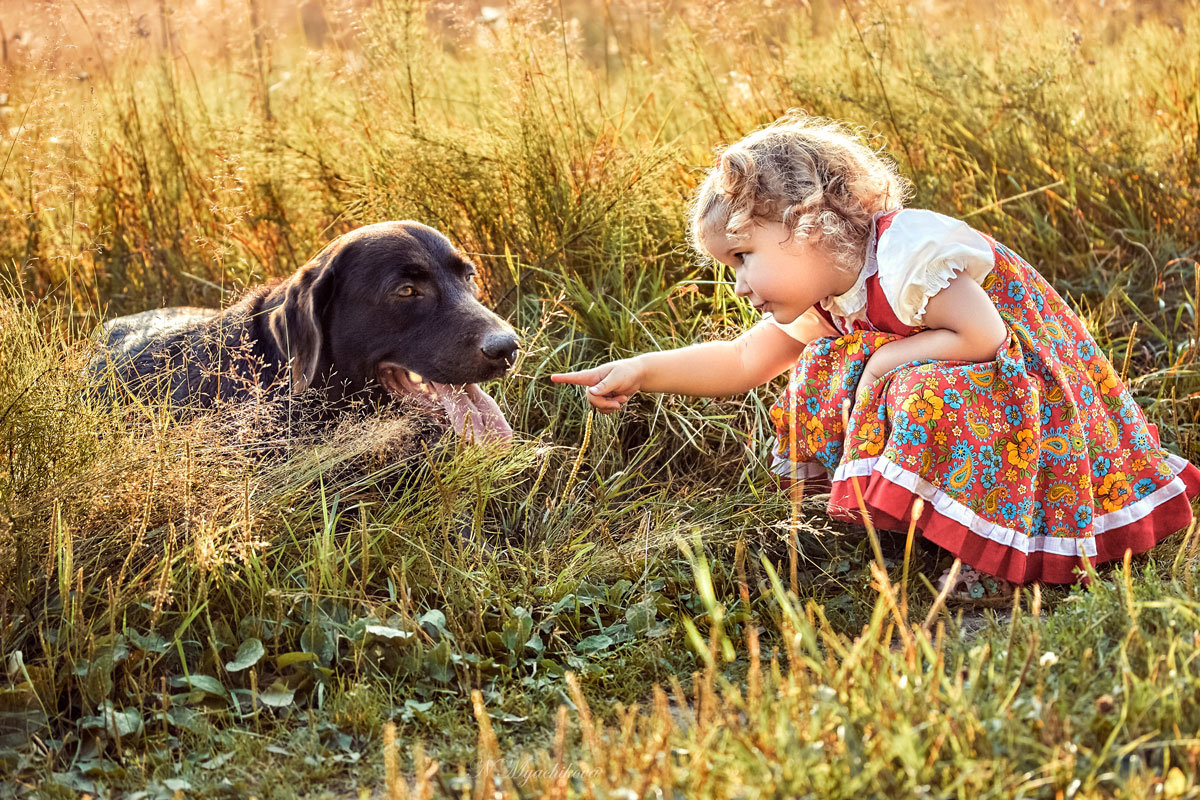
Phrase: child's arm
[
  {"left": 861, "top": 271, "right": 1008, "bottom": 386},
  {"left": 551, "top": 312, "right": 823, "bottom": 412}
]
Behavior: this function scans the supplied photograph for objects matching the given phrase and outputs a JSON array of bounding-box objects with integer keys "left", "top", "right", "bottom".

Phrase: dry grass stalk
[
  {"left": 559, "top": 409, "right": 594, "bottom": 504},
  {"left": 1170, "top": 520, "right": 1196, "bottom": 578},
  {"left": 411, "top": 742, "right": 437, "bottom": 800},
  {"left": 747, "top": 620, "right": 762, "bottom": 710},
  {"left": 564, "top": 672, "right": 605, "bottom": 773},
  {"left": 699, "top": 610, "right": 722, "bottom": 729},
  {"left": 900, "top": 497, "right": 924, "bottom": 618},
  {"left": 668, "top": 673, "right": 691, "bottom": 729},
  {"left": 868, "top": 561, "right": 917, "bottom": 657},
  {"left": 548, "top": 704, "right": 570, "bottom": 800},
  {"left": 471, "top": 689, "right": 514, "bottom": 799},
  {"left": 383, "top": 722, "right": 409, "bottom": 800},
  {"left": 734, "top": 537, "right": 749, "bottom": 606},
  {"left": 1120, "top": 321, "right": 1139, "bottom": 383},
  {"left": 920, "top": 558, "right": 960, "bottom": 637}
]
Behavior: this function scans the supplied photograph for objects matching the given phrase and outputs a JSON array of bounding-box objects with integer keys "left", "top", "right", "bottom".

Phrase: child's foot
[{"left": 938, "top": 566, "right": 1016, "bottom": 608}]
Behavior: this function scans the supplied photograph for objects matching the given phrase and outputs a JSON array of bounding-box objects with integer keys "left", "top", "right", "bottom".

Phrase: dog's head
[{"left": 267, "top": 221, "right": 518, "bottom": 440}]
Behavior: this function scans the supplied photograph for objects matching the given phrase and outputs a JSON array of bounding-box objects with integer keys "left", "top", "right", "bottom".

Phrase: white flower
[{"left": 1039, "top": 651, "right": 1059, "bottom": 667}]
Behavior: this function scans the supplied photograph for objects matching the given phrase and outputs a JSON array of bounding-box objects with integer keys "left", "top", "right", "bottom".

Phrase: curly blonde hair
[{"left": 688, "top": 112, "right": 912, "bottom": 272}]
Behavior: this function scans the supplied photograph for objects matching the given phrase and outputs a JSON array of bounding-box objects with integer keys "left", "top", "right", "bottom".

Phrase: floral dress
[{"left": 768, "top": 209, "right": 1200, "bottom": 584}]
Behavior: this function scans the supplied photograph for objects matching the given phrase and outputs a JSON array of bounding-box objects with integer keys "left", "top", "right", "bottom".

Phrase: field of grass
[{"left": 3, "top": 0, "right": 1200, "bottom": 796}]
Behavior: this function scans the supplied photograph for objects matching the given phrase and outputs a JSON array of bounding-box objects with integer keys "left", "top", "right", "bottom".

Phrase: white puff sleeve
[{"left": 876, "top": 209, "right": 995, "bottom": 327}]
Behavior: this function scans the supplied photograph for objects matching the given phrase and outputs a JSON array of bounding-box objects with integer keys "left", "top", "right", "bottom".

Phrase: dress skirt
[{"left": 770, "top": 241, "right": 1200, "bottom": 584}]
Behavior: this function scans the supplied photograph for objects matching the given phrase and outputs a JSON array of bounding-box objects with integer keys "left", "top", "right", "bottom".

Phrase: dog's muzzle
[{"left": 376, "top": 363, "right": 513, "bottom": 444}]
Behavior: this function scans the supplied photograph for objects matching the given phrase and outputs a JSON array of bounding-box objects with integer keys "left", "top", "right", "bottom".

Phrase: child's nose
[{"left": 734, "top": 273, "right": 750, "bottom": 296}]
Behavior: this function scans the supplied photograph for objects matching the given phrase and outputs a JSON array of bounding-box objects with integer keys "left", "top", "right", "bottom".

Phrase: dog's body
[
  {"left": 94, "top": 294, "right": 284, "bottom": 407},
  {"left": 91, "top": 222, "right": 518, "bottom": 440}
]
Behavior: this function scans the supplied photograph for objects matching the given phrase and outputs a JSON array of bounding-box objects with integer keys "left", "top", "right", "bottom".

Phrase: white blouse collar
[{"left": 818, "top": 210, "right": 889, "bottom": 320}]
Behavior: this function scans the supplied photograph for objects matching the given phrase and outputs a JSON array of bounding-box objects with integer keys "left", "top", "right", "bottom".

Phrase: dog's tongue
[
  {"left": 428, "top": 381, "right": 513, "bottom": 443},
  {"left": 377, "top": 365, "right": 513, "bottom": 444}
]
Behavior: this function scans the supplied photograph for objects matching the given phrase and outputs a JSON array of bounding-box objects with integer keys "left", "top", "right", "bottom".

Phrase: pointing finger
[{"left": 551, "top": 369, "right": 599, "bottom": 386}]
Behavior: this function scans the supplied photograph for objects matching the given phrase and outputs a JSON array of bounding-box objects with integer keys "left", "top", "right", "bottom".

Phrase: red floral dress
[{"left": 769, "top": 209, "right": 1200, "bottom": 584}]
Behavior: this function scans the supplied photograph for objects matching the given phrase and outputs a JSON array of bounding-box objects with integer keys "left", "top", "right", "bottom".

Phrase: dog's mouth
[{"left": 376, "top": 363, "right": 513, "bottom": 443}]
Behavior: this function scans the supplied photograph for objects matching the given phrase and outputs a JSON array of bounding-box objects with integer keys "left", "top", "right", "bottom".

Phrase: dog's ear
[{"left": 268, "top": 242, "right": 340, "bottom": 393}]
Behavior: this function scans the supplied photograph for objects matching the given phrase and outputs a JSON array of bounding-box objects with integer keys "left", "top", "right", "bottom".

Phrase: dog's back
[
  {"left": 98, "top": 307, "right": 220, "bottom": 354},
  {"left": 88, "top": 293, "right": 282, "bottom": 408}
]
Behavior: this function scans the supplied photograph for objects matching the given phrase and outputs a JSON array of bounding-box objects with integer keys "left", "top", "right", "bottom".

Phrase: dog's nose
[{"left": 481, "top": 331, "right": 519, "bottom": 365}]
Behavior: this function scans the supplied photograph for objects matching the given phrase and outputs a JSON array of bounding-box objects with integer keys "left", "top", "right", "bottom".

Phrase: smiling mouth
[{"left": 375, "top": 363, "right": 513, "bottom": 443}]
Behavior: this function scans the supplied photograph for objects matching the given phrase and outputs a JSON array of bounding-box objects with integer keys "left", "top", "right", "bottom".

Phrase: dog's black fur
[{"left": 90, "top": 221, "right": 519, "bottom": 423}]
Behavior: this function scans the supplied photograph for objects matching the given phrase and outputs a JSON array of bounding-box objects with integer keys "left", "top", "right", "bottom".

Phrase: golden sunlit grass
[
  {"left": 386, "top": 501, "right": 1200, "bottom": 799},
  {"left": 2, "top": 0, "right": 1200, "bottom": 797}
]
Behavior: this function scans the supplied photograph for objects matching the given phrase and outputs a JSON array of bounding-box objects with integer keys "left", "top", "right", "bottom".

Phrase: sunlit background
[{"left": 3, "top": 4, "right": 1200, "bottom": 795}]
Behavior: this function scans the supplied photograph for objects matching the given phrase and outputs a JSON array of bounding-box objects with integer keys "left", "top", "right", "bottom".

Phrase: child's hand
[{"left": 551, "top": 358, "right": 644, "bottom": 413}]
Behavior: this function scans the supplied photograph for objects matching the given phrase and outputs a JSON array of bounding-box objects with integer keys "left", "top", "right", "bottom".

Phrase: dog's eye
[{"left": 393, "top": 286, "right": 417, "bottom": 299}]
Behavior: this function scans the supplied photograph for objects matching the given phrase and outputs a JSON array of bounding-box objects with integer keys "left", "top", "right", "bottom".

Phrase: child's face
[{"left": 702, "top": 220, "right": 853, "bottom": 325}]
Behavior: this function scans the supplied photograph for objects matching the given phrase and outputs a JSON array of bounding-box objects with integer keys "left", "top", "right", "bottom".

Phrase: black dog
[{"left": 90, "top": 221, "right": 518, "bottom": 441}]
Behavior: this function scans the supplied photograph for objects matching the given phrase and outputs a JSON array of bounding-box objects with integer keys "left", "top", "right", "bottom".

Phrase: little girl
[{"left": 551, "top": 113, "right": 1200, "bottom": 596}]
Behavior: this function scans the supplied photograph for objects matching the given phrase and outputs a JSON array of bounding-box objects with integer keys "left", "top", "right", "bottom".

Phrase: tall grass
[
  {"left": 427, "top": 542, "right": 1200, "bottom": 799},
  {"left": 2, "top": 0, "right": 1200, "bottom": 795}
]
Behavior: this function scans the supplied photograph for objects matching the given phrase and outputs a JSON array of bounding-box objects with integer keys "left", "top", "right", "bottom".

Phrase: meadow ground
[{"left": 2, "top": 0, "right": 1200, "bottom": 796}]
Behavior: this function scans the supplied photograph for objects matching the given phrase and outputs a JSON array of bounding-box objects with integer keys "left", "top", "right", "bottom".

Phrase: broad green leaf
[
  {"left": 161, "top": 707, "right": 209, "bottom": 736},
  {"left": 168, "top": 674, "right": 228, "bottom": 699},
  {"left": 258, "top": 680, "right": 296, "bottom": 708},
  {"left": 399, "top": 698, "right": 434, "bottom": 722},
  {"left": 81, "top": 703, "right": 143, "bottom": 740},
  {"left": 300, "top": 622, "right": 336, "bottom": 667},
  {"left": 576, "top": 634, "right": 614, "bottom": 653},
  {"left": 418, "top": 609, "right": 447, "bottom": 638},
  {"left": 199, "top": 751, "right": 235, "bottom": 770},
  {"left": 607, "top": 579, "right": 634, "bottom": 604},
  {"left": 425, "top": 639, "right": 454, "bottom": 682},
  {"left": 107, "top": 706, "right": 143, "bottom": 739},
  {"left": 126, "top": 629, "right": 169, "bottom": 654},
  {"left": 276, "top": 651, "right": 317, "bottom": 669},
  {"left": 625, "top": 598, "right": 658, "bottom": 636},
  {"left": 364, "top": 625, "right": 414, "bottom": 641},
  {"left": 501, "top": 607, "right": 534, "bottom": 652},
  {"left": 224, "top": 638, "right": 265, "bottom": 673}
]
